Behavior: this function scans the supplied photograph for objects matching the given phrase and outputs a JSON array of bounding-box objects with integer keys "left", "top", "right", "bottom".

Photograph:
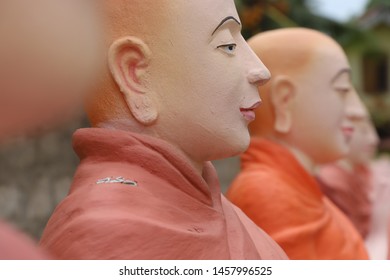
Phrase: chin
[
  {"left": 327, "top": 136, "right": 350, "bottom": 161},
  {"left": 316, "top": 144, "right": 348, "bottom": 164},
  {"left": 328, "top": 146, "right": 349, "bottom": 163},
  {"left": 227, "top": 134, "right": 250, "bottom": 157},
  {"left": 210, "top": 134, "right": 250, "bottom": 161}
]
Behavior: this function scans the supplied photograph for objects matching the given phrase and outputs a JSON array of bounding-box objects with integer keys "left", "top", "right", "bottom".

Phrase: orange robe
[
  {"left": 227, "top": 137, "right": 369, "bottom": 260},
  {"left": 40, "top": 128, "right": 287, "bottom": 260},
  {"left": 0, "top": 221, "right": 48, "bottom": 259},
  {"left": 317, "top": 164, "right": 373, "bottom": 238}
]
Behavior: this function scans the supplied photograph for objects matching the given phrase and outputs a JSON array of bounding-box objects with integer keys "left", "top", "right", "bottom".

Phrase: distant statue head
[
  {"left": 87, "top": 0, "right": 270, "bottom": 171},
  {"left": 248, "top": 28, "right": 358, "bottom": 165},
  {"left": 0, "top": 0, "right": 102, "bottom": 139},
  {"left": 346, "top": 102, "right": 379, "bottom": 166}
]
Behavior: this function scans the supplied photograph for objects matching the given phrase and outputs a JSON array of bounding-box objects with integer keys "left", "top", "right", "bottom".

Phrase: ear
[
  {"left": 270, "top": 76, "right": 296, "bottom": 134},
  {"left": 108, "top": 36, "right": 157, "bottom": 125}
]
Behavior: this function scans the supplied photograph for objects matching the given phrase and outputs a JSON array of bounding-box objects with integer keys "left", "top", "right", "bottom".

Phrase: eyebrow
[
  {"left": 212, "top": 16, "right": 241, "bottom": 36},
  {"left": 331, "top": 68, "right": 351, "bottom": 83}
]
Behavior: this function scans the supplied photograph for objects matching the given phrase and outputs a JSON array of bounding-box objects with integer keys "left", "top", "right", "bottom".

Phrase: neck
[
  {"left": 97, "top": 119, "right": 205, "bottom": 176},
  {"left": 187, "top": 156, "right": 204, "bottom": 176},
  {"left": 337, "top": 159, "right": 354, "bottom": 173},
  {"left": 271, "top": 137, "right": 316, "bottom": 174},
  {"left": 288, "top": 146, "right": 316, "bottom": 174}
]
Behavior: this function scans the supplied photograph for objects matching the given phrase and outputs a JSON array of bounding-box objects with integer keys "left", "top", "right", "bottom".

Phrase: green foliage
[
  {"left": 235, "top": 0, "right": 371, "bottom": 48},
  {"left": 367, "top": 0, "right": 390, "bottom": 9}
]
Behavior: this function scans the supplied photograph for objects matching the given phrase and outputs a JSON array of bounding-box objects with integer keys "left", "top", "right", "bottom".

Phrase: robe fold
[
  {"left": 317, "top": 164, "right": 373, "bottom": 238},
  {"left": 227, "top": 137, "right": 369, "bottom": 260},
  {"left": 40, "top": 128, "right": 287, "bottom": 260}
]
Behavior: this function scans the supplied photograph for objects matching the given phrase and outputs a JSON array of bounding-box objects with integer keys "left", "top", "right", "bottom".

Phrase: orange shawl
[
  {"left": 40, "top": 128, "right": 287, "bottom": 260},
  {"left": 227, "top": 137, "right": 369, "bottom": 259}
]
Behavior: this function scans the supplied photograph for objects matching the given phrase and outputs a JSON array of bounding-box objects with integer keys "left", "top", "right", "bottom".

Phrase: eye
[
  {"left": 335, "top": 87, "right": 350, "bottom": 96},
  {"left": 217, "top": 43, "right": 237, "bottom": 55}
]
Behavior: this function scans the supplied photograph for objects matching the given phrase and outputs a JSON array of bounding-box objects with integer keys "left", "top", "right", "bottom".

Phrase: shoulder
[
  {"left": 41, "top": 183, "right": 160, "bottom": 257},
  {"left": 318, "top": 165, "right": 350, "bottom": 191},
  {"left": 230, "top": 204, "right": 289, "bottom": 260},
  {"left": 227, "top": 168, "right": 298, "bottom": 206},
  {"left": 40, "top": 183, "right": 217, "bottom": 260},
  {"left": 227, "top": 170, "right": 323, "bottom": 226},
  {"left": 42, "top": 208, "right": 178, "bottom": 259}
]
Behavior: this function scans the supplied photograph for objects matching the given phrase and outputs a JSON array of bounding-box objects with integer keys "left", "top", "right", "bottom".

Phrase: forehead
[
  {"left": 309, "top": 43, "right": 350, "bottom": 78},
  {"left": 168, "top": 0, "right": 239, "bottom": 34}
]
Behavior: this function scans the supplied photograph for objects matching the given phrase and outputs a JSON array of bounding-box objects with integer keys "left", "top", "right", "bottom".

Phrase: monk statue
[
  {"left": 0, "top": 0, "right": 101, "bottom": 259},
  {"left": 227, "top": 28, "right": 369, "bottom": 259},
  {"left": 39, "top": 0, "right": 288, "bottom": 260},
  {"left": 317, "top": 99, "right": 379, "bottom": 239}
]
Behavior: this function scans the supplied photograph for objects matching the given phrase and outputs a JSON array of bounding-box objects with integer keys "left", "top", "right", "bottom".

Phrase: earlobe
[
  {"left": 108, "top": 36, "right": 158, "bottom": 125},
  {"left": 271, "top": 76, "right": 296, "bottom": 134}
]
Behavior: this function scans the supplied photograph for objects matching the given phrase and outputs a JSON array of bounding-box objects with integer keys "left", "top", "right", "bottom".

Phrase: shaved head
[
  {"left": 248, "top": 28, "right": 343, "bottom": 76},
  {"left": 87, "top": 0, "right": 171, "bottom": 126},
  {"left": 247, "top": 28, "right": 356, "bottom": 164},
  {"left": 86, "top": 0, "right": 269, "bottom": 166},
  {"left": 248, "top": 28, "right": 347, "bottom": 137},
  {"left": 101, "top": 0, "right": 168, "bottom": 41}
]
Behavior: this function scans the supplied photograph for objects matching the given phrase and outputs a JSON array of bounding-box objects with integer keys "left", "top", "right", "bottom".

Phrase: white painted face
[
  {"left": 0, "top": 0, "right": 101, "bottom": 139},
  {"left": 290, "top": 44, "right": 356, "bottom": 164},
  {"left": 150, "top": 0, "right": 270, "bottom": 163}
]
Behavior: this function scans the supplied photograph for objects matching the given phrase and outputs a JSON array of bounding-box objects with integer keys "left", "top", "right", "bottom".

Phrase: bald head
[
  {"left": 248, "top": 28, "right": 343, "bottom": 76},
  {"left": 86, "top": 0, "right": 269, "bottom": 167},
  {"left": 87, "top": 0, "right": 259, "bottom": 129},
  {"left": 248, "top": 28, "right": 328, "bottom": 75},
  {"left": 101, "top": 0, "right": 168, "bottom": 41},
  {"left": 248, "top": 28, "right": 348, "bottom": 137},
  {"left": 86, "top": 0, "right": 173, "bottom": 126},
  {"left": 248, "top": 28, "right": 355, "bottom": 164}
]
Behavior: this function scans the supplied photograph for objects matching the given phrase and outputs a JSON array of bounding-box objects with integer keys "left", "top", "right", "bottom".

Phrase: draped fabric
[
  {"left": 40, "top": 128, "right": 287, "bottom": 260},
  {"left": 317, "top": 164, "right": 373, "bottom": 238},
  {"left": 227, "top": 137, "right": 369, "bottom": 260}
]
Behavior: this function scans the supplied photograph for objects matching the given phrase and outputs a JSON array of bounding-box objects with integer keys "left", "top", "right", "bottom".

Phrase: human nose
[
  {"left": 245, "top": 46, "right": 271, "bottom": 86},
  {"left": 344, "top": 88, "right": 362, "bottom": 120},
  {"left": 370, "top": 125, "right": 380, "bottom": 147},
  {"left": 247, "top": 68, "right": 271, "bottom": 86}
]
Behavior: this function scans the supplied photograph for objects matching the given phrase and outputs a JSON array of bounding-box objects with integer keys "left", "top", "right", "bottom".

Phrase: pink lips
[
  {"left": 240, "top": 101, "right": 261, "bottom": 122},
  {"left": 341, "top": 126, "right": 355, "bottom": 139}
]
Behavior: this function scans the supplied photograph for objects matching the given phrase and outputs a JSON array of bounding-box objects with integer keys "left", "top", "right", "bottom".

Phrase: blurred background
[{"left": 0, "top": 0, "right": 389, "bottom": 239}]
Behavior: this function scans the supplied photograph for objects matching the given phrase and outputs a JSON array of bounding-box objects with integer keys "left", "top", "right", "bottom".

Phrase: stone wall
[
  {"left": 0, "top": 117, "right": 88, "bottom": 239},
  {"left": 212, "top": 157, "right": 241, "bottom": 194}
]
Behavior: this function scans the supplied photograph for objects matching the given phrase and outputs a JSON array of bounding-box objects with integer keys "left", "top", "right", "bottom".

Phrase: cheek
[
  {"left": 349, "top": 137, "right": 361, "bottom": 153},
  {"left": 325, "top": 96, "right": 345, "bottom": 126},
  {"left": 192, "top": 60, "right": 243, "bottom": 103}
]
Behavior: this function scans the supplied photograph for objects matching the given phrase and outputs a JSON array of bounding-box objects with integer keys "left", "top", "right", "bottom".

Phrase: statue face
[
  {"left": 291, "top": 45, "right": 356, "bottom": 164},
  {"left": 348, "top": 118, "right": 379, "bottom": 165},
  {"left": 0, "top": 0, "right": 101, "bottom": 139},
  {"left": 150, "top": 0, "right": 270, "bottom": 163}
]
